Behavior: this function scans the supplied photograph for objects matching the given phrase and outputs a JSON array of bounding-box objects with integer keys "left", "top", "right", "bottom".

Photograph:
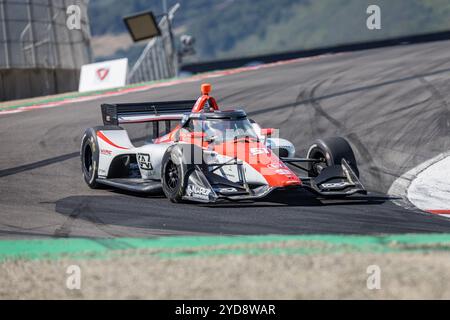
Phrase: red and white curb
[
  {"left": 408, "top": 155, "right": 450, "bottom": 217},
  {"left": 389, "top": 152, "right": 450, "bottom": 218},
  {"left": 0, "top": 55, "right": 326, "bottom": 117}
]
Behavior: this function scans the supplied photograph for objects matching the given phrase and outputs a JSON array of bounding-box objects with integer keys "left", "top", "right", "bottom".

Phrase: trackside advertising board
[{"left": 78, "top": 58, "right": 128, "bottom": 92}]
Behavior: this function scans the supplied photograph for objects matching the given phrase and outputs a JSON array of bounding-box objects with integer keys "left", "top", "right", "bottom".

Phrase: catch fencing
[{"left": 127, "top": 4, "right": 179, "bottom": 84}]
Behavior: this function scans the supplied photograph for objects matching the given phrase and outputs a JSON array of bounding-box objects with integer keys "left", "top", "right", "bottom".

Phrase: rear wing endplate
[{"left": 101, "top": 100, "right": 196, "bottom": 125}]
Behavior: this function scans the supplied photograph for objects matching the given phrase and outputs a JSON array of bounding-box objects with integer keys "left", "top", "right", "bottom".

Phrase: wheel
[
  {"left": 161, "top": 144, "right": 204, "bottom": 203},
  {"left": 306, "top": 137, "right": 359, "bottom": 177},
  {"left": 81, "top": 127, "right": 100, "bottom": 188},
  {"left": 161, "top": 146, "right": 186, "bottom": 202},
  {"left": 80, "top": 125, "right": 123, "bottom": 188}
]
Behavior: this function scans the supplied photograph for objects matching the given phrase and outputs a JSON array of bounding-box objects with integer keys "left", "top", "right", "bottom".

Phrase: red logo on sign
[{"left": 96, "top": 68, "right": 109, "bottom": 81}]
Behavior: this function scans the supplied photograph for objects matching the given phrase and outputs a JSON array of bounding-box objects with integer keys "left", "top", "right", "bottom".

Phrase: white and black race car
[{"left": 81, "top": 84, "right": 366, "bottom": 203}]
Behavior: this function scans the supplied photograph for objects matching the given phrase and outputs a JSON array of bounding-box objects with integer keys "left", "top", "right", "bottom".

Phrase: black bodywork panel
[{"left": 101, "top": 100, "right": 196, "bottom": 126}]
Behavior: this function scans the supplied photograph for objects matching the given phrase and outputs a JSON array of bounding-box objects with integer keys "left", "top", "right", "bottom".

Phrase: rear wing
[{"left": 101, "top": 100, "right": 196, "bottom": 126}]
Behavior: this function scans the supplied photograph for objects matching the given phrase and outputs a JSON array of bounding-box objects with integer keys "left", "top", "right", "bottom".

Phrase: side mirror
[{"left": 260, "top": 128, "right": 275, "bottom": 137}]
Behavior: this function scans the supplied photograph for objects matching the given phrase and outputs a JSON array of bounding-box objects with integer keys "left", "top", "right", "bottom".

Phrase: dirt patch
[{"left": 1, "top": 250, "right": 449, "bottom": 299}]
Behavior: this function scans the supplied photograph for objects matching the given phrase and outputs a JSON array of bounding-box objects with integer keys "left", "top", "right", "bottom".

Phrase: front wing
[{"left": 182, "top": 159, "right": 366, "bottom": 203}]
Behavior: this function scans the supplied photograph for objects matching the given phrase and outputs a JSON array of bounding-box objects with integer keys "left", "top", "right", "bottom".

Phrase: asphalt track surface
[{"left": 1, "top": 40, "right": 450, "bottom": 239}]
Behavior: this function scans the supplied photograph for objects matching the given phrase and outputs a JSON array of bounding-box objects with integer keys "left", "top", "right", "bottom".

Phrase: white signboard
[{"left": 78, "top": 58, "right": 128, "bottom": 92}]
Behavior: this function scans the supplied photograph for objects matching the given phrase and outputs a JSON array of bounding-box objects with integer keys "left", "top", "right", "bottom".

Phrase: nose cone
[{"left": 214, "top": 140, "right": 301, "bottom": 187}]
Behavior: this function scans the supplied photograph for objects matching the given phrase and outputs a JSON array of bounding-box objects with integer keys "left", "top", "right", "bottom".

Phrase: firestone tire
[
  {"left": 81, "top": 127, "right": 101, "bottom": 189},
  {"left": 80, "top": 125, "right": 123, "bottom": 189},
  {"left": 306, "top": 136, "right": 359, "bottom": 178},
  {"left": 161, "top": 144, "right": 205, "bottom": 203},
  {"left": 161, "top": 146, "right": 186, "bottom": 203}
]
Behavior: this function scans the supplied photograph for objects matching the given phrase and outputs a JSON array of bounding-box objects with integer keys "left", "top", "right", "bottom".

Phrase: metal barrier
[
  {"left": 0, "top": 0, "right": 91, "bottom": 100},
  {"left": 127, "top": 4, "right": 179, "bottom": 84},
  {"left": 0, "top": 0, "right": 91, "bottom": 69}
]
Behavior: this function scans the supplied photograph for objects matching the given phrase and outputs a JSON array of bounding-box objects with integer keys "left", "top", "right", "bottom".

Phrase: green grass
[
  {"left": 0, "top": 78, "right": 174, "bottom": 112},
  {"left": 1, "top": 234, "right": 450, "bottom": 262}
]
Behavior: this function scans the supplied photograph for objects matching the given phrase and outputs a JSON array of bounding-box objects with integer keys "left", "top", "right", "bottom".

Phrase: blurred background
[{"left": 90, "top": 0, "right": 450, "bottom": 64}]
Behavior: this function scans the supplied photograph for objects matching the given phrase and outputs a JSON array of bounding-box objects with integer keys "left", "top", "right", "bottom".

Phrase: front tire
[
  {"left": 306, "top": 137, "right": 359, "bottom": 177},
  {"left": 161, "top": 146, "right": 187, "bottom": 203},
  {"left": 161, "top": 144, "right": 206, "bottom": 203}
]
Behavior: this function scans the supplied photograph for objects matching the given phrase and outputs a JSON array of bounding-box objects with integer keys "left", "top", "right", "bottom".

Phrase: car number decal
[{"left": 137, "top": 153, "right": 153, "bottom": 170}]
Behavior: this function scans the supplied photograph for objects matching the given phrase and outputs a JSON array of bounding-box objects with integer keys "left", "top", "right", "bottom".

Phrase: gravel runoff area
[{"left": 1, "top": 238, "right": 450, "bottom": 299}]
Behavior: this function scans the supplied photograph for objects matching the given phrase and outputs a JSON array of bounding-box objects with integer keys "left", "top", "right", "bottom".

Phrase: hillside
[{"left": 88, "top": 0, "right": 450, "bottom": 64}]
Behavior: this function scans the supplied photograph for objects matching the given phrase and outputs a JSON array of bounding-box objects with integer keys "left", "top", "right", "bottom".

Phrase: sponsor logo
[
  {"left": 96, "top": 68, "right": 109, "bottom": 81},
  {"left": 218, "top": 187, "right": 238, "bottom": 194},
  {"left": 137, "top": 153, "right": 153, "bottom": 170},
  {"left": 186, "top": 184, "right": 211, "bottom": 200},
  {"left": 267, "top": 163, "right": 287, "bottom": 169},
  {"left": 250, "top": 147, "right": 269, "bottom": 155},
  {"left": 275, "top": 169, "right": 292, "bottom": 175},
  {"left": 321, "top": 182, "right": 353, "bottom": 189},
  {"left": 100, "top": 149, "right": 112, "bottom": 156}
]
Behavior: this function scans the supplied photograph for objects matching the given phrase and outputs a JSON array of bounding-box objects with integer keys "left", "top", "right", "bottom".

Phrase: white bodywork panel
[
  {"left": 135, "top": 143, "right": 173, "bottom": 180},
  {"left": 118, "top": 114, "right": 185, "bottom": 124},
  {"left": 97, "top": 130, "right": 133, "bottom": 177},
  {"left": 97, "top": 129, "right": 172, "bottom": 179}
]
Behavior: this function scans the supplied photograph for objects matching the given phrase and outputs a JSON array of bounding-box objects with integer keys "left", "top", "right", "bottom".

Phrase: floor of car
[{"left": 97, "top": 178, "right": 162, "bottom": 193}]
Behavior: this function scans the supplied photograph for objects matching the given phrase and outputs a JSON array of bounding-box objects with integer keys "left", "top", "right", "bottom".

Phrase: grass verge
[{"left": 1, "top": 233, "right": 450, "bottom": 262}]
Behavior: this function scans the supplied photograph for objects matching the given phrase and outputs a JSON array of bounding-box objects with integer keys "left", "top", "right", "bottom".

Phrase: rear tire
[
  {"left": 81, "top": 128, "right": 100, "bottom": 188},
  {"left": 306, "top": 137, "right": 359, "bottom": 177},
  {"left": 80, "top": 125, "right": 123, "bottom": 189}
]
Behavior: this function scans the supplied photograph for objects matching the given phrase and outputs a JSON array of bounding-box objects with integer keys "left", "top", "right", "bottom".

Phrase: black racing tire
[
  {"left": 80, "top": 125, "right": 123, "bottom": 189},
  {"left": 306, "top": 137, "right": 359, "bottom": 178},
  {"left": 161, "top": 144, "right": 204, "bottom": 203},
  {"left": 81, "top": 127, "right": 100, "bottom": 188}
]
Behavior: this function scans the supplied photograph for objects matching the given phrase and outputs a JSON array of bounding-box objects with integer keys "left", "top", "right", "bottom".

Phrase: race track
[{"left": 1, "top": 40, "right": 450, "bottom": 238}]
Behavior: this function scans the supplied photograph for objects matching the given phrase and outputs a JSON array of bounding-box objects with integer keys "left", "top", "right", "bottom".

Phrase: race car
[{"left": 80, "top": 83, "right": 366, "bottom": 203}]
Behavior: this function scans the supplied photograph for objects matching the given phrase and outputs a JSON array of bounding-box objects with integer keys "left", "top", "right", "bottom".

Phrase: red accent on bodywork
[
  {"left": 427, "top": 210, "right": 450, "bottom": 214},
  {"left": 153, "top": 125, "right": 181, "bottom": 144},
  {"left": 192, "top": 83, "right": 218, "bottom": 112},
  {"left": 154, "top": 87, "right": 220, "bottom": 142},
  {"left": 214, "top": 139, "right": 301, "bottom": 187},
  {"left": 97, "top": 131, "right": 129, "bottom": 150},
  {"left": 191, "top": 95, "right": 219, "bottom": 112},
  {"left": 153, "top": 129, "right": 301, "bottom": 187}
]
